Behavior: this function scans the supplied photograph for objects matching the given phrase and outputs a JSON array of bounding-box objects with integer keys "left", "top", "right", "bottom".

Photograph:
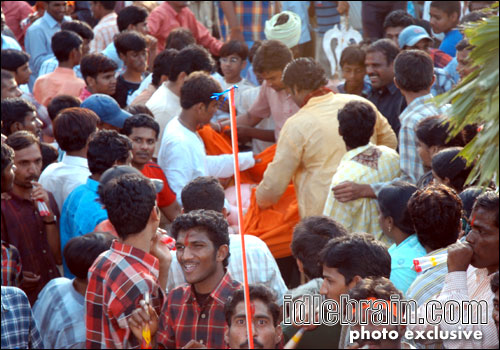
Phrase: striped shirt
[
  {"left": 314, "top": 1, "right": 340, "bottom": 35},
  {"left": 1, "top": 286, "right": 43, "bottom": 349},
  {"left": 89, "top": 12, "right": 118, "bottom": 53}
]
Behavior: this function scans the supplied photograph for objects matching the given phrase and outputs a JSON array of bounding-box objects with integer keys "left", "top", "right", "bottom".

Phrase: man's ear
[
  {"left": 224, "top": 327, "right": 230, "bottom": 348},
  {"left": 275, "top": 324, "right": 283, "bottom": 347},
  {"left": 393, "top": 77, "right": 400, "bottom": 90},
  {"left": 296, "top": 259, "right": 304, "bottom": 274},
  {"left": 10, "top": 121, "right": 25, "bottom": 134},
  {"left": 216, "top": 244, "right": 229, "bottom": 263},
  {"left": 177, "top": 71, "right": 188, "bottom": 84},
  {"left": 347, "top": 275, "right": 363, "bottom": 290},
  {"left": 86, "top": 76, "right": 96, "bottom": 89},
  {"left": 118, "top": 52, "right": 127, "bottom": 62}
]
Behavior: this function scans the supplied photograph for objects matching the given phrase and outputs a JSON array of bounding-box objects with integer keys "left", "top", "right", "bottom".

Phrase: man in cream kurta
[{"left": 256, "top": 92, "right": 397, "bottom": 218}]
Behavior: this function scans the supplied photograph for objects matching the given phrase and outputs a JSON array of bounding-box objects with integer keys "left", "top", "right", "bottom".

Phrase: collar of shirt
[
  {"left": 162, "top": 1, "right": 188, "bottom": 18},
  {"left": 85, "top": 177, "right": 100, "bottom": 192},
  {"left": 61, "top": 154, "right": 88, "bottom": 168},
  {"left": 185, "top": 271, "right": 236, "bottom": 306},
  {"left": 405, "top": 93, "right": 434, "bottom": 111},
  {"left": 42, "top": 11, "right": 62, "bottom": 29},
  {"left": 426, "top": 247, "right": 448, "bottom": 257},
  {"left": 6, "top": 190, "right": 35, "bottom": 206},
  {"left": 109, "top": 240, "right": 160, "bottom": 278},
  {"left": 53, "top": 66, "right": 78, "bottom": 78},
  {"left": 343, "top": 142, "right": 374, "bottom": 160},
  {"left": 374, "top": 81, "right": 399, "bottom": 96}
]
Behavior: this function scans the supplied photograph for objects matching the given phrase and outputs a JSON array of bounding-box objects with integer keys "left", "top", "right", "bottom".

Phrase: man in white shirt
[
  {"left": 157, "top": 72, "right": 255, "bottom": 202},
  {"left": 39, "top": 108, "right": 99, "bottom": 211},
  {"left": 146, "top": 45, "right": 215, "bottom": 158}
]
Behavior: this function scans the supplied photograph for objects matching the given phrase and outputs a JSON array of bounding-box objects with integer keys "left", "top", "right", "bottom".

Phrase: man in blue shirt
[
  {"left": 59, "top": 130, "right": 132, "bottom": 277},
  {"left": 429, "top": 1, "right": 462, "bottom": 57},
  {"left": 24, "top": 1, "right": 69, "bottom": 90}
]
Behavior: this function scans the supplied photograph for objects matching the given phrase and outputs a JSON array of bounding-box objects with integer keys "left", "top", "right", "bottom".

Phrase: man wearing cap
[
  {"left": 59, "top": 130, "right": 132, "bottom": 278},
  {"left": 81, "top": 93, "right": 132, "bottom": 130},
  {"left": 398, "top": 25, "right": 455, "bottom": 96}
]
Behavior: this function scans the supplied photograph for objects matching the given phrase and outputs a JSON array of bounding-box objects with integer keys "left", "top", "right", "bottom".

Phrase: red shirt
[
  {"left": 429, "top": 48, "right": 452, "bottom": 69},
  {"left": 141, "top": 162, "right": 176, "bottom": 208},
  {"left": 85, "top": 240, "right": 165, "bottom": 349},
  {"left": 147, "top": 2, "right": 222, "bottom": 54},
  {"left": 157, "top": 272, "right": 241, "bottom": 349}
]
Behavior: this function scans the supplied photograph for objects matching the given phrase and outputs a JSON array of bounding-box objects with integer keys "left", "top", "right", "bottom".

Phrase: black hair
[
  {"left": 339, "top": 45, "right": 366, "bottom": 67},
  {"left": 121, "top": 113, "right": 160, "bottom": 139},
  {"left": 225, "top": 284, "right": 280, "bottom": 327},
  {"left": 99, "top": 173, "right": 157, "bottom": 239},
  {"left": 366, "top": 39, "right": 400, "bottom": 66},
  {"left": 383, "top": 10, "right": 415, "bottom": 30},
  {"left": 291, "top": 216, "right": 348, "bottom": 280},
  {"left": 171, "top": 209, "right": 230, "bottom": 267},
  {"left": 117, "top": 5, "right": 148, "bottom": 32},
  {"left": 282, "top": 57, "right": 328, "bottom": 92},
  {"left": 47, "top": 95, "right": 81, "bottom": 121},
  {"left": 169, "top": 45, "right": 214, "bottom": 82},
  {"left": 5, "top": 130, "right": 40, "bottom": 152},
  {"left": 430, "top": 1, "right": 461, "bottom": 16},
  {"left": 253, "top": 40, "right": 293, "bottom": 74},
  {"left": 394, "top": 50, "right": 434, "bottom": 92},
  {"left": 87, "top": 130, "right": 132, "bottom": 175},
  {"left": 53, "top": 107, "right": 99, "bottom": 152},
  {"left": 181, "top": 176, "right": 226, "bottom": 214},
  {"left": 124, "top": 104, "right": 154, "bottom": 118},
  {"left": 40, "top": 142, "right": 59, "bottom": 171},
  {"left": 64, "top": 232, "right": 114, "bottom": 279},
  {"left": 408, "top": 184, "right": 463, "bottom": 250},
  {"left": 456, "top": 39, "right": 473, "bottom": 52},
  {"left": 248, "top": 41, "right": 262, "bottom": 63},
  {"left": 1, "top": 49, "right": 30, "bottom": 71},
  {"left": 51, "top": 30, "right": 83, "bottom": 62},
  {"left": 472, "top": 191, "right": 499, "bottom": 227},
  {"left": 80, "top": 53, "right": 118, "bottom": 84},
  {"left": 61, "top": 20, "right": 94, "bottom": 40},
  {"left": 152, "top": 49, "right": 178, "bottom": 87},
  {"left": 1, "top": 143, "right": 14, "bottom": 174},
  {"left": 338, "top": 101, "right": 377, "bottom": 149},
  {"left": 459, "top": 187, "right": 493, "bottom": 220},
  {"left": 220, "top": 40, "right": 249, "bottom": 61},
  {"left": 432, "top": 147, "right": 473, "bottom": 193},
  {"left": 93, "top": 1, "right": 116, "bottom": 11},
  {"left": 114, "top": 30, "right": 147, "bottom": 56},
  {"left": 416, "top": 115, "right": 466, "bottom": 148},
  {"left": 1, "top": 98, "right": 37, "bottom": 136},
  {"left": 491, "top": 271, "right": 499, "bottom": 293},
  {"left": 378, "top": 181, "right": 418, "bottom": 235},
  {"left": 319, "top": 233, "right": 391, "bottom": 284},
  {"left": 180, "top": 72, "right": 222, "bottom": 109},
  {"left": 166, "top": 28, "right": 196, "bottom": 51},
  {"left": 349, "top": 276, "right": 403, "bottom": 301}
]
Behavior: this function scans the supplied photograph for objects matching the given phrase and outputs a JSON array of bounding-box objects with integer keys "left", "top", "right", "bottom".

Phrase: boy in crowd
[
  {"left": 1, "top": 98, "right": 42, "bottom": 139},
  {"left": 213, "top": 40, "right": 255, "bottom": 120},
  {"left": 46, "top": 95, "right": 81, "bottom": 147},
  {"left": 429, "top": 1, "right": 462, "bottom": 57},
  {"left": 59, "top": 130, "right": 132, "bottom": 277},
  {"left": 337, "top": 45, "right": 371, "bottom": 97},
  {"left": 80, "top": 53, "right": 118, "bottom": 101},
  {"left": 86, "top": 173, "right": 171, "bottom": 348},
  {"left": 383, "top": 9, "right": 414, "bottom": 44},
  {"left": 33, "top": 30, "right": 85, "bottom": 107},
  {"left": 225, "top": 285, "right": 283, "bottom": 349},
  {"left": 128, "top": 209, "right": 240, "bottom": 349},
  {"left": 121, "top": 114, "right": 181, "bottom": 222},
  {"left": 33, "top": 232, "right": 114, "bottom": 349},
  {"left": 158, "top": 72, "right": 255, "bottom": 200},
  {"left": 89, "top": 1, "right": 118, "bottom": 53},
  {"left": 1, "top": 69, "right": 22, "bottom": 100},
  {"left": 112, "top": 30, "right": 148, "bottom": 107},
  {"left": 323, "top": 101, "right": 400, "bottom": 245},
  {"left": 410, "top": 191, "right": 499, "bottom": 348},
  {"left": 146, "top": 45, "right": 214, "bottom": 158},
  {"left": 39, "top": 107, "right": 100, "bottom": 211},
  {"left": 2, "top": 131, "right": 61, "bottom": 304}
]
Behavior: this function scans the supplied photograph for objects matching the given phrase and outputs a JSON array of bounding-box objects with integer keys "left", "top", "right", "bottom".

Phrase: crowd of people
[{"left": 1, "top": 1, "right": 499, "bottom": 349}]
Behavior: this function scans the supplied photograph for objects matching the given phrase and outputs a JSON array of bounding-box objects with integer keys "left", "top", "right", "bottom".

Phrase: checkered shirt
[{"left": 1, "top": 241, "right": 22, "bottom": 287}]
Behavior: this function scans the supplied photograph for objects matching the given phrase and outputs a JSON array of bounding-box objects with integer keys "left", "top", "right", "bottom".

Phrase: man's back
[{"left": 33, "top": 67, "right": 86, "bottom": 107}]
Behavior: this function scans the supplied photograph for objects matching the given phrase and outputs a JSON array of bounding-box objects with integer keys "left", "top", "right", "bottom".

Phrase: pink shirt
[
  {"left": 147, "top": 2, "right": 222, "bottom": 55},
  {"left": 33, "top": 67, "right": 86, "bottom": 107},
  {"left": 79, "top": 87, "right": 92, "bottom": 102},
  {"left": 248, "top": 81, "right": 300, "bottom": 140},
  {"left": 1, "top": 1, "right": 33, "bottom": 47}
]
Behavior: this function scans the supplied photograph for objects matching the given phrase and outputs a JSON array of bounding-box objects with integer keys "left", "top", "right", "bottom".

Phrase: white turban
[{"left": 264, "top": 11, "right": 302, "bottom": 49}]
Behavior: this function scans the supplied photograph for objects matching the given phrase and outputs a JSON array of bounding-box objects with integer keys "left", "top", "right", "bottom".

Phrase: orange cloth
[{"left": 33, "top": 67, "right": 86, "bottom": 107}]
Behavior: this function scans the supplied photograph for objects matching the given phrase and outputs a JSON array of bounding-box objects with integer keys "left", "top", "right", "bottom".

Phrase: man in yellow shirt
[{"left": 255, "top": 58, "right": 397, "bottom": 218}]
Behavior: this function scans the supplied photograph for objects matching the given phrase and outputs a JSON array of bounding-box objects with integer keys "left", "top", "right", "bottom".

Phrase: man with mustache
[
  {"left": 224, "top": 284, "right": 283, "bottom": 349},
  {"left": 1, "top": 131, "right": 61, "bottom": 304}
]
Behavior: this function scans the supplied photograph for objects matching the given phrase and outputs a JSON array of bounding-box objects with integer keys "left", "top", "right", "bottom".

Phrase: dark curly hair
[
  {"left": 225, "top": 284, "right": 280, "bottom": 327},
  {"left": 53, "top": 107, "right": 99, "bottom": 152},
  {"left": 1, "top": 98, "right": 37, "bottom": 136},
  {"left": 171, "top": 209, "right": 230, "bottom": 267},
  {"left": 432, "top": 147, "right": 473, "bottom": 193},
  {"left": 338, "top": 101, "right": 377, "bottom": 149},
  {"left": 180, "top": 72, "right": 222, "bottom": 109},
  {"left": 166, "top": 28, "right": 196, "bottom": 51},
  {"left": 114, "top": 30, "right": 147, "bottom": 56},
  {"left": 99, "top": 173, "right": 157, "bottom": 239},
  {"left": 291, "top": 216, "right": 348, "bottom": 280},
  {"left": 169, "top": 45, "right": 214, "bottom": 82},
  {"left": 416, "top": 115, "right": 465, "bottom": 148},
  {"left": 408, "top": 184, "right": 462, "bottom": 250},
  {"left": 87, "top": 130, "right": 132, "bottom": 175},
  {"left": 394, "top": 50, "right": 434, "bottom": 92},
  {"left": 383, "top": 10, "right": 415, "bottom": 30},
  {"left": 282, "top": 57, "right": 328, "bottom": 92},
  {"left": 121, "top": 113, "right": 160, "bottom": 140},
  {"left": 253, "top": 40, "right": 293, "bottom": 74},
  {"left": 349, "top": 276, "right": 403, "bottom": 301},
  {"left": 181, "top": 176, "right": 225, "bottom": 214},
  {"left": 152, "top": 49, "right": 178, "bottom": 87},
  {"left": 472, "top": 191, "right": 499, "bottom": 228}
]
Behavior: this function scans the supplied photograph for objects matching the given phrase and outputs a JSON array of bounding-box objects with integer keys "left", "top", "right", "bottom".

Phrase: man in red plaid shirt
[
  {"left": 129, "top": 209, "right": 241, "bottom": 348},
  {"left": 85, "top": 172, "right": 172, "bottom": 349}
]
